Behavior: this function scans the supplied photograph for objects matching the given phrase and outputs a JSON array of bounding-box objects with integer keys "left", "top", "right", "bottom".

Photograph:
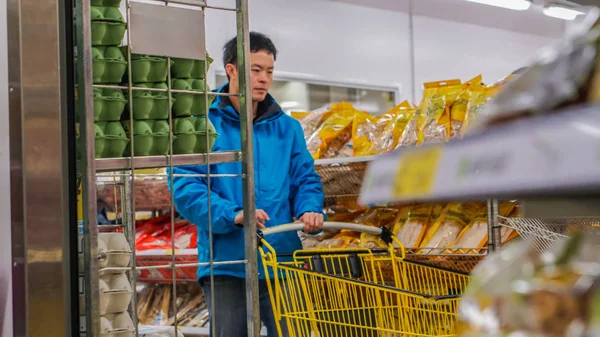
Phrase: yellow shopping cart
[{"left": 258, "top": 222, "right": 471, "bottom": 337}]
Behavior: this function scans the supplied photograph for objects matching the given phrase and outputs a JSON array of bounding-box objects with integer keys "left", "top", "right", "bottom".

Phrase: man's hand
[
  {"left": 299, "top": 212, "right": 324, "bottom": 233},
  {"left": 234, "top": 209, "right": 270, "bottom": 229}
]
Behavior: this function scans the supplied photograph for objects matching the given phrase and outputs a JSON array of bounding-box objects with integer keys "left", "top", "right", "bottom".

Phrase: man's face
[{"left": 226, "top": 50, "right": 274, "bottom": 102}]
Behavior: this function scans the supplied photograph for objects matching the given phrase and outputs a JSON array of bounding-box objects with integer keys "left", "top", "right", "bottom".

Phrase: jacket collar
[{"left": 213, "top": 83, "right": 283, "bottom": 124}]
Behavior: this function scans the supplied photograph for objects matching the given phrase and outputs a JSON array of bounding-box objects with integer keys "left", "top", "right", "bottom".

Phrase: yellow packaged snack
[
  {"left": 419, "top": 202, "right": 483, "bottom": 254},
  {"left": 382, "top": 102, "right": 416, "bottom": 152},
  {"left": 450, "top": 75, "right": 483, "bottom": 139},
  {"left": 461, "top": 86, "right": 499, "bottom": 135},
  {"left": 319, "top": 233, "right": 360, "bottom": 249},
  {"left": 450, "top": 201, "right": 516, "bottom": 251},
  {"left": 397, "top": 88, "right": 435, "bottom": 148},
  {"left": 351, "top": 110, "right": 378, "bottom": 156},
  {"left": 291, "top": 111, "right": 311, "bottom": 121},
  {"left": 418, "top": 79, "right": 462, "bottom": 145},
  {"left": 360, "top": 232, "right": 388, "bottom": 249},
  {"left": 392, "top": 204, "right": 433, "bottom": 248},
  {"left": 299, "top": 106, "right": 333, "bottom": 140},
  {"left": 305, "top": 102, "right": 357, "bottom": 159}
]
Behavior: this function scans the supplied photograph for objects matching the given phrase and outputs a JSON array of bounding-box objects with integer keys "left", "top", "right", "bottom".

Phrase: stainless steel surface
[
  {"left": 7, "top": 0, "right": 25, "bottom": 333},
  {"left": 9, "top": 0, "right": 74, "bottom": 336},
  {"left": 486, "top": 199, "right": 500, "bottom": 252},
  {"left": 237, "top": 0, "right": 260, "bottom": 335},
  {"left": 501, "top": 216, "right": 600, "bottom": 253},
  {"left": 95, "top": 151, "right": 241, "bottom": 171},
  {"left": 75, "top": 0, "right": 101, "bottom": 333},
  {"left": 129, "top": 1, "right": 206, "bottom": 59}
]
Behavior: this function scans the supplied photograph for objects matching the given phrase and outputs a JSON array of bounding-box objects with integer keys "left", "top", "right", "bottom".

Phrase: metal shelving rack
[{"left": 75, "top": 1, "right": 260, "bottom": 337}]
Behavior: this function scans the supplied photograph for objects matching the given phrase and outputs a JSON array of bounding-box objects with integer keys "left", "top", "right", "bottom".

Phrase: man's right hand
[{"left": 234, "top": 209, "right": 270, "bottom": 229}]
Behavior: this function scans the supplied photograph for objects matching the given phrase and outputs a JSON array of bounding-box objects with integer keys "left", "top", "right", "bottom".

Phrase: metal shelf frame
[{"left": 75, "top": 1, "right": 259, "bottom": 337}]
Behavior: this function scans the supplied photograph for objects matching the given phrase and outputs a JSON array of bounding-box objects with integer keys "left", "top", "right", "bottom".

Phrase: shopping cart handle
[{"left": 260, "top": 221, "right": 383, "bottom": 237}]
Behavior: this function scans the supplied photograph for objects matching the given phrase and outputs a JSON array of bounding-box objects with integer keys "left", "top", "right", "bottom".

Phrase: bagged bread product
[
  {"left": 353, "top": 207, "right": 400, "bottom": 230},
  {"left": 291, "top": 111, "right": 311, "bottom": 121},
  {"left": 306, "top": 102, "right": 357, "bottom": 159},
  {"left": 397, "top": 96, "right": 429, "bottom": 148},
  {"left": 419, "top": 202, "right": 483, "bottom": 254},
  {"left": 418, "top": 80, "right": 463, "bottom": 145},
  {"left": 324, "top": 200, "right": 367, "bottom": 222},
  {"left": 461, "top": 86, "right": 499, "bottom": 136},
  {"left": 360, "top": 232, "right": 388, "bottom": 249},
  {"left": 299, "top": 105, "right": 332, "bottom": 140},
  {"left": 450, "top": 75, "right": 483, "bottom": 139},
  {"left": 369, "top": 101, "right": 416, "bottom": 153},
  {"left": 319, "top": 234, "right": 360, "bottom": 249},
  {"left": 451, "top": 201, "right": 515, "bottom": 251},
  {"left": 351, "top": 111, "right": 379, "bottom": 156},
  {"left": 392, "top": 204, "right": 433, "bottom": 248}
]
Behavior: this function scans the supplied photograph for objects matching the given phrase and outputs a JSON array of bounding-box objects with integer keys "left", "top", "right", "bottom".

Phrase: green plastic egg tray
[
  {"left": 171, "top": 53, "right": 213, "bottom": 79},
  {"left": 171, "top": 79, "right": 210, "bottom": 117},
  {"left": 92, "top": 46, "right": 127, "bottom": 84},
  {"left": 172, "top": 116, "right": 218, "bottom": 154},
  {"left": 91, "top": 0, "right": 121, "bottom": 7},
  {"left": 95, "top": 122, "right": 129, "bottom": 158},
  {"left": 91, "top": 7, "right": 127, "bottom": 46},
  {"left": 122, "top": 120, "right": 171, "bottom": 156},
  {"left": 125, "top": 83, "right": 172, "bottom": 120},
  {"left": 128, "top": 52, "right": 171, "bottom": 83},
  {"left": 94, "top": 87, "right": 126, "bottom": 121}
]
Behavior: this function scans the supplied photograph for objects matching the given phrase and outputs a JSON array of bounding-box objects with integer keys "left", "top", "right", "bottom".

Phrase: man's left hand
[{"left": 299, "top": 212, "right": 324, "bottom": 233}]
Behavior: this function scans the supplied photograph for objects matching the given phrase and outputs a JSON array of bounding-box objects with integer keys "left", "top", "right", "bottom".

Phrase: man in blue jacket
[{"left": 170, "top": 32, "right": 325, "bottom": 337}]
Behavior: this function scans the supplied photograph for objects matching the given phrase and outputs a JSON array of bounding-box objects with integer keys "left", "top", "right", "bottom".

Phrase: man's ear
[{"left": 225, "top": 63, "right": 237, "bottom": 81}]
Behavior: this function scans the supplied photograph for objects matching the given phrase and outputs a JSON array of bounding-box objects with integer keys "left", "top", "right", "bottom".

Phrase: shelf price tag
[{"left": 393, "top": 146, "right": 442, "bottom": 198}]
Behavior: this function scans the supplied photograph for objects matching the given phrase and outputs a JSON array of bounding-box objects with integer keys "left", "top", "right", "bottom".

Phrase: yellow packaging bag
[
  {"left": 305, "top": 102, "right": 357, "bottom": 159},
  {"left": 319, "top": 232, "right": 360, "bottom": 249},
  {"left": 291, "top": 111, "right": 311, "bottom": 121},
  {"left": 450, "top": 75, "right": 483, "bottom": 139},
  {"left": 419, "top": 202, "right": 483, "bottom": 254},
  {"left": 398, "top": 87, "right": 436, "bottom": 148},
  {"left": 461, "top": 86, "right": 499, "bottom": 135},
  {"left": 351, "top": 110, "right": 378, "bottom": 157},
  {"left": 450, "top": 201, "right": 516, "bottom": 252},
  {"left": 392, "top": 204, "right": 433, "bottom": 248},
  {"left": 299, "top": 106, "right": 333, "bottom": 140},
  {"left": 418, "top": 79, "right": 463, "bottom": 145}
]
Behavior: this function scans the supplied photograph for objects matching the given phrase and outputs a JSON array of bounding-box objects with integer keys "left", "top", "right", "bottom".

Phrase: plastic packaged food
[
  {"left": 306, "top": 102, "right": 357, "bottom": 159},
  {"left": 461, "top": 86, "right": 498, "bottom": 136},
  {"left": 417, "top": 80, "right": 462, "bottom": 145},
  {"left": 392, "top": 204, "right": 433, "bottom": 248},
  {"left": 351, "top": 111, "right": 379, "bottom": 156},
  {"left": 450, "top": 75, "right": 483, "bottom": 139},
  {"left": 353, "top": 207, "right": 399, "bottom": 230},
  {"left": 451, "top": 201, "right": 516, "bottom": 250},
  {"left": 359, "top": 232, "right": 388, "bottom": 249},
  {"left": 319, "top": 233, "right": 360, "bottom": 249},
  {"left": 459, "top": 233, "right": 600, "bottom": 337},
  {"left": 324, "top": 200, "right": 367, "bottom": 222},
  {"left": 299, "top": 105, "right": 332, "bottom": 140},
  {"left": 419, "top": 202, "right": 482, "bottom": 254}
]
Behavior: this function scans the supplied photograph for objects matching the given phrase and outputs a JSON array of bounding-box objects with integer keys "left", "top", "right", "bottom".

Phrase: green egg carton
[
  {"left": 128, "top": 52, "right": 171, "bottom": 83},
  {"left": 91, "top": 7, "right": 127, "bottom": 46},
  {"left": 92, "top": 47, "right": 127, "bottom": 84},
  {"left": 94, "top": 87, "right": 126, "bottom": 121},
  {"left": 125, "top": 83, "right": 172, "bottom": 120},
  {"left": 91, "top": 0, "right": 121, "bottom": 6},
  {"left": 122, "top": 120, "right": 171, "bottom": 156},
  {"left": 172, "top": 116, "right": 218, "bottom": 154},
  {"left": 171, "top": 79, "right": 210, "bottom": 117},
  {"left": 171, "top": 53, "right": 214, "bottom": 79},
  {"left": 95, "top": 121, "right": 129, "bottom": 158}
]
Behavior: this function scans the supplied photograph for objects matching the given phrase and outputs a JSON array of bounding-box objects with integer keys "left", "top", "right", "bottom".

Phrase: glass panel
[{"left": 216, "top": 74, "right": 396, "bottom": 115}]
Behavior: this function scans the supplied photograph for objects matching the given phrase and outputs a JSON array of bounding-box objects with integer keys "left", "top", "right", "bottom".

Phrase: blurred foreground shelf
[{"left": 360, "top": 105, "right": 600, "bottom": 204}]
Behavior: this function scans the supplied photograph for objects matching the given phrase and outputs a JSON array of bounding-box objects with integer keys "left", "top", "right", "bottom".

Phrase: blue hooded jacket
[{"left": 169, "top": 84, "right": 324, "bottom": 280}]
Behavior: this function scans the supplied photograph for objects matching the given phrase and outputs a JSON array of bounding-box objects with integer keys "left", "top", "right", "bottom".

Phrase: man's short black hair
[{"left": 222, "top": 31, "right": 278, "bottom": 67}]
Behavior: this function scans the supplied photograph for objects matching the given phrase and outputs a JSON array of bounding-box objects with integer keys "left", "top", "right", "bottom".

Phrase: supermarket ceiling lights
[{"left": 465, "top": 0, "right": 585, "bottom": 20}]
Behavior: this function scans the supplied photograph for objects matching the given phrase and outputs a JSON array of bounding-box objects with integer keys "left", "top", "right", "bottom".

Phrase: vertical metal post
[
  {"left": 236, "top": 0, "right": 260, "bottom": 336},
  {"left": 487, "top": 199, "right": 500, "bottom": 252},
  {"left": 75, "top": 0, "right": 100, "bottom": 334}
]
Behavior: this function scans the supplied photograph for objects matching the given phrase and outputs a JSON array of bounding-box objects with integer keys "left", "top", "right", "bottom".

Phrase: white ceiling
[{"left": 324, "top": 0, "right": 566, "bottom": 38}]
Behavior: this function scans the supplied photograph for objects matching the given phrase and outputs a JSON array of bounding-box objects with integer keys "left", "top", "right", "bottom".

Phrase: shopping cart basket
[{"left": 258, "top": 222, "right": 471, "bottom": 337}]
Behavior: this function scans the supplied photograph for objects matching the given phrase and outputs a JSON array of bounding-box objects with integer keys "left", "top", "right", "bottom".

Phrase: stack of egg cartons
[
  {"left": 79, "top": 232, "right": 134, "bottom": 337},
  {"left": 170, "top": 54, "right": 219, "bottom": 155},
  {"left": 90, "top": 0, "right": 129, "bottom": 158},
  {"left": 122, "top": 52, "right": 172, "bottom": 157}
]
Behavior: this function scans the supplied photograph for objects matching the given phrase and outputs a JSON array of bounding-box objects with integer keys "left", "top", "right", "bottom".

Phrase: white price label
[
  {"left": 80, "top": 316, "right": 86, "bottom": 333},
  {"left": 79, "top": 277, "right": 85, "bottom": 294}
]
